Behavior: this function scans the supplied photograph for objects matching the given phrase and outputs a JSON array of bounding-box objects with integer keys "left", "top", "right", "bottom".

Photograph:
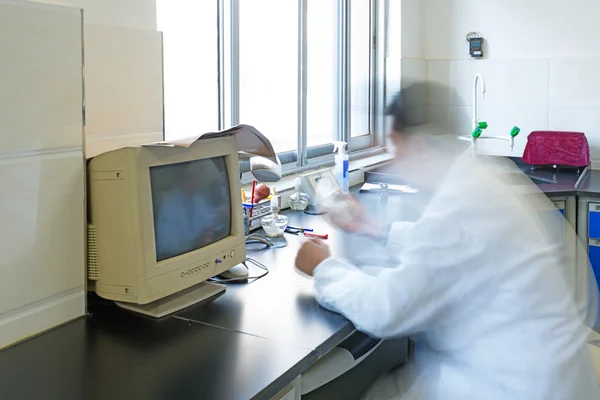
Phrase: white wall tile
[
  {"left": 427, "top": 61, "right": 452, "bottom": 105},
  {"left": 446, "top": 59, "right": 549, "bottom": 108},
  {"left": 446, "top": 106, "right": 472, "bottom": 135},
  {"left": 32, "top": 0, "right": 157, "bottom": 30},
  {"left": 401, "top": 58, "right": 428, "bottom": 88},
  {"left": 84, "top": 23, "right": 164, "bottom": 146},
  {"left": 499, "top": 59, "right": 549, "bottom": 107},
  {"left": 0, "top": 1, "right": 83, "bottom": 153},
  {"left": 401, "top": 0, "right": 424, "bottom": 59},
  {"left": 422, "top": 0, "right": 454, "bottom": 60},
  {"left": 0, "top": 151, "right": 85, "bottom": 316},
  {"left": 549, "top": 59, "right": 600, "bottom": 108},
  {"left": 449, "top": 61, "right": 478, "bottom": 107}
]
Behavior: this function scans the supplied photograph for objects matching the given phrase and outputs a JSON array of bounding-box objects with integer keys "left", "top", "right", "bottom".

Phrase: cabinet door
[
  {"left": 589, "top": 240, "right": 600, "bottom": 293},
  {"left": 589, "top": 203, "right": 600, "bottom": 239},
  {"left": 540, "top": 202, "right": 565, "bottom": 243}
]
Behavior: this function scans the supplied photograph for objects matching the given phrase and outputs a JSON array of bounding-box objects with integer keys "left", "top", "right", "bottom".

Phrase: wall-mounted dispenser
[{"left": 466, "top": 31, "right": 484, "bottom": 58}]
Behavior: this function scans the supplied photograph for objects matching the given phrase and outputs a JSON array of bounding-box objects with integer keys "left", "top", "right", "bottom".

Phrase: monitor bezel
[{"left": 136, "top": 139, "right": 244, "bottom": 280}]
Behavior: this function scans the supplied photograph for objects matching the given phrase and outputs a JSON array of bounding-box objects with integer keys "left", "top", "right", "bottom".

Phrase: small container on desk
[
  {"left": 260, "top": 195, "right": 289, "bottom": 237},
  {"left": 247, "top": 199, "right": 273, "bottom": 232}
]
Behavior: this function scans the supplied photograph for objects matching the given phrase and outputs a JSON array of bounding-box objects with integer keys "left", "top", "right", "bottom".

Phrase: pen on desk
[
  {"left": 250, "top": 180, "right": 257, "bottom": 218},
  {"left": 304, "top": 232, "right": 328, "bottom": 239},
  {"left": 286, "top": 225, "right": 314, "bottom": 232},
  {"left": 241, "top": 188, "right": 247, "bottom": 203}
]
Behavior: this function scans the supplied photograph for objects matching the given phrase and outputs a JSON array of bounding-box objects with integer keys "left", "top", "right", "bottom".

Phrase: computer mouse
[{"left": 217, "top": 264, "right": 249, "bottom": 280}]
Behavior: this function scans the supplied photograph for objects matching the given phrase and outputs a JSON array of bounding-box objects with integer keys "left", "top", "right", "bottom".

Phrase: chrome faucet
[{"left": 472, "top": 73, "right": 486, "bottom": 131}]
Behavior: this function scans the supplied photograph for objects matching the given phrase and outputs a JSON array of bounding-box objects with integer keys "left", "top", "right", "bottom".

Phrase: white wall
[
  {"left": 0, "top": 0, "right": 85, "bottom": 349},
  {"left": 33, "top": 0, "right": 157, "bottom": 30},
  {"left": 400, "top": 0, "right": 427, "bottom": 89},
  {"left": 408, "top": 0, "right": 600, "bottom": 160},
  {"left": 31, "top": 0, "right": 164, "bottom": 157},
  {"left": 0, "top": 0, "right": 162, "bottom": 349},
  {"left": 84, "top": 23, "right": 164, "bottom": 157}
]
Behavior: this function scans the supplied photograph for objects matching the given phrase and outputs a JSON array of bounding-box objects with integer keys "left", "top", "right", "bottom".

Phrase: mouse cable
[{"left": 207, "top": 257, "right": 269, "bottom": 284}]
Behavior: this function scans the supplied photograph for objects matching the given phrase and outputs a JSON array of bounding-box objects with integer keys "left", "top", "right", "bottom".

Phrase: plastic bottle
[
  {"left": 289, "top": 178, "right": 309, "bottom": 211},
  {"left": 332, "top": 141, "right": 349, "bottom": 193}
]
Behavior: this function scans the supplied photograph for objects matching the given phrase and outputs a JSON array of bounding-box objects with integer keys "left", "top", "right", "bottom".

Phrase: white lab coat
[{"left": 313, "top": 153, "right": 600, "bottom": 400}]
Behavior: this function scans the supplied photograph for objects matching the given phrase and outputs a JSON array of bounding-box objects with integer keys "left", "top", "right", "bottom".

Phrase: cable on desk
[
  {"left": 207, "top": 257, "right": 269, "bottom": 284},
  {"left": 244, "top": 233, "right": 273, "bottom": 251}
]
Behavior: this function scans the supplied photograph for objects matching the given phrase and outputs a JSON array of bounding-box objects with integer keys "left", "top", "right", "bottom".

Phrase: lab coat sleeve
[
  {"left": 384, "top": 221, "right": 415, "bottom": 254},
  {"left": 313, "top": 255, "right": 458, "bottom": 339}
]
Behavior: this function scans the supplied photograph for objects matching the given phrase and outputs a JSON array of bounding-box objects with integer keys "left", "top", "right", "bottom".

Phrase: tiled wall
[
  {"left": 33, "top": 0, "right": 164, "bottom": 158},
  {"left": 0, "top": 1, "right": 85, "bottom": 349},
  {"left": 84, "top": 23, "right": 164, "bottom": 158},
  {"left": 32, "top": 0, "right": 157, "bottom": 30},
  {"left": 402, "top": 0, "right": 600, "bottom": 160},
  {"left": 0, "top": 0, "right": 163, "bottom": 349}
]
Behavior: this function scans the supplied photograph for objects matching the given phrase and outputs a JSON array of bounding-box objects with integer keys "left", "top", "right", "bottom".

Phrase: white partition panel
[
  {"left": 0, "top": 0, "right": 85, "bottom": 349},
  {"left": 84, "top": 23, "right": 164, "bottom": 158}
]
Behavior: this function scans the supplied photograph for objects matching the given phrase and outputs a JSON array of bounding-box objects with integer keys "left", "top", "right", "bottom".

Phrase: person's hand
[
  {"left": 295, "top": 238, "right": 331, "bottom": 276},
  {"left": 323, "top": 194, "right": 384, "bottom": 239}
]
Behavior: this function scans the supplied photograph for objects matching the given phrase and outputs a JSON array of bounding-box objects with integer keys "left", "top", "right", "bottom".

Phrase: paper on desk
[
  {"left": 360, "top": 182, "right": 419, "bottom": 194},
  {"left": 143, "top": 124, "right": 279, "bottom": 164}
]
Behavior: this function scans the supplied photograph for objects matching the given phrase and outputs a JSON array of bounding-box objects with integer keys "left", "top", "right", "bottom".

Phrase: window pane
[
  {"left": 157, "top": 0, "right": 219, "bottom": 141},
  {"left": 239, "top": 1, "right": 298, "bottom": 154},
  {"left": 350, "top": 1, "right": 372, "bottom": 137},
  {"left": 306, "top": 0, "right": 337, "bottom": 148}
]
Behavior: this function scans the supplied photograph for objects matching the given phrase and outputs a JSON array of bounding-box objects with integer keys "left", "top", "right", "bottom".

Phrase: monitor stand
[{"left": 115, "top": 282, "right": 225, "bottom": 318}]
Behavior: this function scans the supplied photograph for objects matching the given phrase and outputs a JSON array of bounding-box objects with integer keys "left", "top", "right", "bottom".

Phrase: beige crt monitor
[{"left": 87, "top": 136, "right": 246, "bottom": 318}]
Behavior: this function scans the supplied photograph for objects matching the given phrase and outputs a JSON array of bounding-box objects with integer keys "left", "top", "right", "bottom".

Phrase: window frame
[{"left": 164, "top": 0, "right": 389, "bottom": 179}]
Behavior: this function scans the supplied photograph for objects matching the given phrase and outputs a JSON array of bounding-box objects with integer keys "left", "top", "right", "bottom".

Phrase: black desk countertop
[
  {"left": 573, "top": 170, "right": 600, "bottom": 198},
  {"left": 507, "top": 157, "right": 583, "bottom": 196},
  {"left": 0, "top": 212, "right": 372, "bottom": 400},
  {"left": 366, "top": 156, "right": 594, "bottom": 198},
  {"left": 0, "top": 307, "right": 314, "bottom": 400}
]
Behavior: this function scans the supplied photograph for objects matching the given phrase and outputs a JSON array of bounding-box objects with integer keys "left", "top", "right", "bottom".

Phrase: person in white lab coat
[{"left": 295, "top": 88, "right": 600, "bottom": 399}]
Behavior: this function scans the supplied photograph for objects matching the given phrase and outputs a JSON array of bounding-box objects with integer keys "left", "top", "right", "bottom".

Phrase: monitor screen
[{"left": 150, "top": 157, "right": 232, "bottom": 262}]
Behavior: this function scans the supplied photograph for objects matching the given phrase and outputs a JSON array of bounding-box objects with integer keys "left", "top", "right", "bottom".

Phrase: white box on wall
[
  {"left": 84, "top": 23, "right": 164, "bottom": 158},
  {"left": 0, "top": 0, "right": 85, "bottom": 349}
]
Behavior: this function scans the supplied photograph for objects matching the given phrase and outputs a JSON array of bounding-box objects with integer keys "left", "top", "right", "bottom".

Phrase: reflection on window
[
  {"left": 306, "top": 0, "right": 337, "bottom": 148},
  {"left": 239, "top": 0, "right": 298, "bottom": 154},
  {"left": 350, "top": 1, "right": 372, "bottom": 138},
  {"left": 157, "top": 0, "right": 219, "bottom": 141}
]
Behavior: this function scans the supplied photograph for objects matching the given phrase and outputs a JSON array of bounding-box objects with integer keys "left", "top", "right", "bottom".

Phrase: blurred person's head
[{"left": 384, "top": 82, "right": 468, "bottom": 190}]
